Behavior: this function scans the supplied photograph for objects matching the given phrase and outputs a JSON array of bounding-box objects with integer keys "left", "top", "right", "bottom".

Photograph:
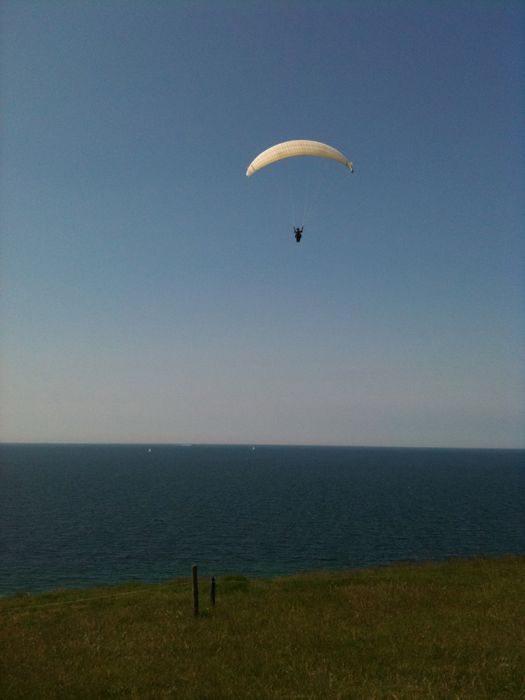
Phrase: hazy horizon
[{"left": 1, "top": 442, "right": 523, "bottom": 452}]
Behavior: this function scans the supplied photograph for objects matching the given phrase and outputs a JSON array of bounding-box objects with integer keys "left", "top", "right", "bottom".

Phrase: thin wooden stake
[
  {"left": 210, "top": 576, "right": 216, "bottom": 607},
  {"left": 192, "top": 565, "right": 199, "bottom": 617}
]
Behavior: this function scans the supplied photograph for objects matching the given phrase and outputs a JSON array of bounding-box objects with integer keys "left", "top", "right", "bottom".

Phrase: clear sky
[{"left": 1, "top": 0, "right": 524, "bottom": 447}]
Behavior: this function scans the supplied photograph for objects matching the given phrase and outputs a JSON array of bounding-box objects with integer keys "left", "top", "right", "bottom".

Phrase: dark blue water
[{"left": 1, "top": 444, "right": 524, "bottom": 595}]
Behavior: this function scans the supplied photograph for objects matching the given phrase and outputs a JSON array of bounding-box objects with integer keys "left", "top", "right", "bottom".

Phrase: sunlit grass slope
[{"left": 1, "top": 557, "right": 524, "bottom": 699}]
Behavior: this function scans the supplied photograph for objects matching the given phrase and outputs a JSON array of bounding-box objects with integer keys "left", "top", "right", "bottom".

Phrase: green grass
[{"left": 1, "top": 557, "right": 524, "bottom": 699}]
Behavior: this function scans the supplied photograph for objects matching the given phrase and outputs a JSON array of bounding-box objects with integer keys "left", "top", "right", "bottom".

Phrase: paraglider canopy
[{"left": 246, "top": 139, "right": 353, "bottom": 176}]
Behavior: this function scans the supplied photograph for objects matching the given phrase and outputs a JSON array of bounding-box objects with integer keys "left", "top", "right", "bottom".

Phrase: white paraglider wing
[{"left": 246, "top": 139, "right": 353, "bottom": 176}]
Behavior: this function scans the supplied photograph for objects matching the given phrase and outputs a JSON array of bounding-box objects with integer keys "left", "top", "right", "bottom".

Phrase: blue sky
[{"left": 1, "top": 0, "right": 524, "bottom": 447}]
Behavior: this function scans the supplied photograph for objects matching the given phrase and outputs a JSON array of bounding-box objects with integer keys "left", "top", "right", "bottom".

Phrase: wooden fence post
[
  {"left": 192, "top": 565, "right": 199, "bottom": 617},
  {"left": 210, "top": 576, "right": 216, "bottom": 607}
]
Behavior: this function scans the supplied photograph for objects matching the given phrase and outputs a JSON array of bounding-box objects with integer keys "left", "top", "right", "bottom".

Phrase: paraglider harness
[{"left": 294, "top": 226, "right": 303, "bottom": 242}]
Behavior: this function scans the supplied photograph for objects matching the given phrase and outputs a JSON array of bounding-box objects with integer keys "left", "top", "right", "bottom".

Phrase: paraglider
[
  {"left": 246, "top": 139, "right": 353, "bottom": 177},
  {"left": 246, "top": 140, "right": 353, "bottom": 241}
]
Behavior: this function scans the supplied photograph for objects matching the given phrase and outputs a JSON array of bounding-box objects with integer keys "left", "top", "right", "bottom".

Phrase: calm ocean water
[{"left": 1, "top": 444, "right": 524, "bottom": 595}]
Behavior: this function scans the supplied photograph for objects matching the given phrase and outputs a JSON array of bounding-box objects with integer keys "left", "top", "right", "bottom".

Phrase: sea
[{"left": 1, "top": 444, "right": 524, "bottom": 596}]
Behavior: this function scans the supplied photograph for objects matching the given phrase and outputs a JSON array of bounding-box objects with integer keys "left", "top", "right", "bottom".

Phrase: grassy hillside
[{"left": 1, "top": 557, "right": 524, "bottom": 699}]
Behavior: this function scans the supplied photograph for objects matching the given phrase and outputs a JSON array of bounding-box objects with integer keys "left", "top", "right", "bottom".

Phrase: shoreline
[{"left": 3, "top": 553, "right": 524, "bottom": 602}]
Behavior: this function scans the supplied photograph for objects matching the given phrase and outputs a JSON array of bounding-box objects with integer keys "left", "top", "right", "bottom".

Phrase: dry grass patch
[{"left": 1, "top": 557, "right": 524, "bottom": 698}]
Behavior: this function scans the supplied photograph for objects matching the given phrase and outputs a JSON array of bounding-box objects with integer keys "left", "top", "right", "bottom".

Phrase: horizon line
[{"left": 1, "top": 441, "right": 523, "bottom": 451}]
